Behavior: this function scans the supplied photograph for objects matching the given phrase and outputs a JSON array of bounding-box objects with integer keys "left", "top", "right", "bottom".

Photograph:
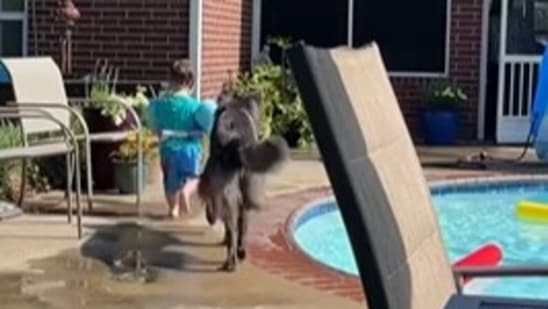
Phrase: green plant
[
  {"left": 0, "top": 123, "right": 50, "bottom": 201},
  {"left": 85, "top": 61, "right": 150, "bottom": 126},
  {"left": 110, "top": 129, "right": 158, "bottom": 164},
  {"left": 233, "top": 36, "right": 314, "bottom": 148},
  {"left": 423, "top": 81, "right": 468, "bottom": 109},
  {"left": 0, "top": 123, "right": 22, "bottom": 200}
]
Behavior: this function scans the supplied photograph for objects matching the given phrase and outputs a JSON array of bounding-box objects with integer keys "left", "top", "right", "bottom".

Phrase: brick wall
[
  {"left": 28, "top": 0, "right": 190, "bottom": 82},
  {"left": 391, "top": 0, "right": 483, "bottom": 141},
  {"left": 201, "top": 0, "right": 252, "bottom": 98},
  {"left": 25, "top": 0, "right": 481, "bottom": 140}
]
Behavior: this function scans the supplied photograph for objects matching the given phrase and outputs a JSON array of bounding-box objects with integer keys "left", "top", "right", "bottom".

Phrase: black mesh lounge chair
[{"left": 288, "top": 42, "right": 548, "bottom": 309}]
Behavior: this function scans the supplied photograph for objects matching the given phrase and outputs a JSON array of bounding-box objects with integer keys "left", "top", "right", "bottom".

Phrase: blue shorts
[{"left": 160, "top": 147, "right": 201, "bottom": 194}]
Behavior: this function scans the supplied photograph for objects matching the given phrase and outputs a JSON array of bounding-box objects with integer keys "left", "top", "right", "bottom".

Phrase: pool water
[{"left": 293, "top": 183, "right": 548, "bottom": 300}]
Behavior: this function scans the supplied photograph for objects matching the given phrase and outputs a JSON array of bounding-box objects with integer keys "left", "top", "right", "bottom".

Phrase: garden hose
[{"left": 461, "top": 119, "right": 537, "bottom": 165}]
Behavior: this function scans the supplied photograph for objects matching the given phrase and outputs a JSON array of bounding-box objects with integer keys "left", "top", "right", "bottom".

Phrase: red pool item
[{"left": 452, "top": 243, "right": 503, "bottom": 285}]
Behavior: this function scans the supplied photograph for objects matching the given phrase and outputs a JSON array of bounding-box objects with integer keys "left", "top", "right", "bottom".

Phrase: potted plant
[
  {"left": 83, "top": 61, "right": 131, "bottom": 131},
  {"left": 82, "top": 61, "right": 151, "bottom": 189},
  {"left": 421, "top": 81, "right": 468, "bottom": 145},
  {"left": 110, "top": 129, "right": 158, "bottom": 194}
]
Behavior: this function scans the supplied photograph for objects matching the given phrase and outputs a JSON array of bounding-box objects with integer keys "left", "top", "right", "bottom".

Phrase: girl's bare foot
[
  {"left": 169, "top": 205, "right": 180, "bottom": 219},
  {"left": 166, "top": 192, "right": 180, "bottom": 219},
  {"left": 180, "top": 180, "right": 197, "bottom": 214},
  {"left": 179, "top": 192, "right": 191, "bottom": 214},
  {"left": 168, "top": 205, "right": 181, "bottom": 219}
]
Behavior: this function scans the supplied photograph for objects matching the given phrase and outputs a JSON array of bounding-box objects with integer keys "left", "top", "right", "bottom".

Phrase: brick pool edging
[
  {"left": 247, "top": 173, "right": 548, "bottom": 305},
  {"left": 247, "top": 187, "right": 366, "bottom": 303}
]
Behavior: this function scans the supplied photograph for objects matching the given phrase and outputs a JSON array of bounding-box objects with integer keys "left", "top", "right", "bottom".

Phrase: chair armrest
[
  {"left": 452, "top": 264, "right": 548, "bottom": 294},
  {"left": 453, "top": 264, "right": 548, "bottom": 278},
  {"left": 6, "top": 101, "right": 90, "bottom": 143},
  {"left": 0, "top": 107, "right": 79, "bottom": 153}
]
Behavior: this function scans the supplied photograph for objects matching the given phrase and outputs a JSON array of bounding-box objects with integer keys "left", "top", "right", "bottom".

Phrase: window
[
  {"left": 353, "top": 0, "right": 449, "bottom": 75},
  {"left": 260, "top": 0, "right": 348, "bottom": 63},
  {"left": 0, "top": 0, "right": 26, "bottom": 57},
  {"left": 257, "top": 0, "right": 451, "bottom": 76}
]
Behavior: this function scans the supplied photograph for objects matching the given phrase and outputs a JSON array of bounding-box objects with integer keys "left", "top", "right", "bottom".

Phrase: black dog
[{"left": 197, "top": 90, "right": 290, "bottom": 272}]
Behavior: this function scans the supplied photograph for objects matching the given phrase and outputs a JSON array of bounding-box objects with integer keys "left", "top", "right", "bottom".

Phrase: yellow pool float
[{"left": 516, "top": 200, "right": 548, "bottom": 222}]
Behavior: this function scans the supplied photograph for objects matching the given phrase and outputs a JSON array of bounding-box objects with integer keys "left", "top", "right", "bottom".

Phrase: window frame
[
  {"left": 0, "top": 0, "right": 28, "bottom": 57},
  {"left": 253, "top": 0, "right": 452, "bottom": 78}
]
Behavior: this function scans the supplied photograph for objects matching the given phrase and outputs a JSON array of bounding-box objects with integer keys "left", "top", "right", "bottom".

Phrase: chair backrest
[
  {"left": 1, "top": 57, "right": 70, "bottom": 135},
  {"left": 289, "top": 42, "right": 456, "bottom": 309}
]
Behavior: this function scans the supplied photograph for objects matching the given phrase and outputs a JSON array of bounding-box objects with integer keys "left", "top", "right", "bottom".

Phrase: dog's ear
[
  {"left": 217, "top": 72, "right": 238, "bottom": 108},
  {"left": 217, "top": 88, "right": 234, "bottom": 108}
]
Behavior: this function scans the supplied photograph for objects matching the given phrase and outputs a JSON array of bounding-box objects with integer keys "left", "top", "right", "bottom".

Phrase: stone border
[{"left": 429, "top": 174, "right": 548, "bottom": 192}]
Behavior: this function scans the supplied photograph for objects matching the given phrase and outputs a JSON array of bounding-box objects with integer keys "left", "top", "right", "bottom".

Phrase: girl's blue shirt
[{"left": 147, "top": 93, "right": 203, "bottom": 160}]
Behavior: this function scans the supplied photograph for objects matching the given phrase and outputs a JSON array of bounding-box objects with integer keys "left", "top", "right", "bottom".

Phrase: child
[{"left": 147, "top": 59, "right": 215, "bottom": 218}]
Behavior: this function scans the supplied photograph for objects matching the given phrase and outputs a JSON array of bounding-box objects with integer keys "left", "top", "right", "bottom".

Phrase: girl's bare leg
[
  {"left": 167, "top": 192, "right": 180, "bottom": 218},
  {"left": 160, "top": 158, "right": 179, "bottom": 218},
  {"left": 179, "top": 178, "right": 199, "bottom": 214}
]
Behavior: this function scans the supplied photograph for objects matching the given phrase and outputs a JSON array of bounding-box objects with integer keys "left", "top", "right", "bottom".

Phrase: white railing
[
  {"left": 496, "top": 54, "right": 542, "bottom": 143},
  {"left": 499, "top": 55, "right": 542, "bottom": 118}
]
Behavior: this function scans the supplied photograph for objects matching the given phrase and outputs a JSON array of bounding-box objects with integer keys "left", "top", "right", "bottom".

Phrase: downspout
[
  {"left": 190, "top": 0, "right": 203, "bottom": 99},
  {"left": 251, "top": 0, "right": 262, "bottom": 62},
  {"left": 477, "top": 0, "right": 491, "bottom": 140},
  {"left": 348, "top": 0, "right": 354, "bottom": 47}
]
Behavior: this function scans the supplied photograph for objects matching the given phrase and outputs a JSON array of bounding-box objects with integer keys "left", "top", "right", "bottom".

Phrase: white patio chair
[
  {"left": 0, "top": 57, "right": 144, "bottom": 216},
  {"left": 0, "top": 106, "right": 83, "bottom": 238}
]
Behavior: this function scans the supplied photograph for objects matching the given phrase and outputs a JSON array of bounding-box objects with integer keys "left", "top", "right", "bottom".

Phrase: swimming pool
[{"left": 291, "top": 177, "right": 548, "bottom": 300}]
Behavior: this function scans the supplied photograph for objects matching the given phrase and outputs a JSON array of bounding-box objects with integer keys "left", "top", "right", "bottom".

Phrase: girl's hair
[{"left": 170, "top": 59, "right": 195, "bottom": 89}]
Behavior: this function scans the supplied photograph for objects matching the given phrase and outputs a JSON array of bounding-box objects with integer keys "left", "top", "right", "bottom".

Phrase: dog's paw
[
  {"left": 206, "top": 211, "right": 216, "bottom": 226},
  {"left": 237, "top": 247, "right": 247, "bottom": 261},
  {"left": 205, "top": 205, "right": 217, "bottom": 226},
  {"left": 219, "top": 259, "right": 237, "bottom": 272}
]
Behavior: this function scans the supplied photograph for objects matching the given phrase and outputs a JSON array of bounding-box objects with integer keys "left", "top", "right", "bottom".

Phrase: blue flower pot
[{"left": 421, "top": 108, "right": 460, "bottom": 145}]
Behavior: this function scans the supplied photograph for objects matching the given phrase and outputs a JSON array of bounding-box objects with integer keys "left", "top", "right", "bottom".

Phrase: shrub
[
  {"left": 0, "top": 123, "right": 50, "bottom": 202},
  {"left": 233, "top": 37, "right": 314, "bottom": 148}
]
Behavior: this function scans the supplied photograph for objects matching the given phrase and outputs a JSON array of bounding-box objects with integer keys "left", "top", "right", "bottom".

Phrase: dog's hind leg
[
  {"left": 241, "top": 173, "right": 265, "bottom": 210},
  {"left": 198, "top": 175, "right": 219, "bottom": 226},
  {"left": 220, "top": 201, "right": 238, "bottom": 272},
  {"left": 237, "top": 208, "right": 249, "bottom": 261},
  {"left": 205, "top": 195, "right": 220, "bottom": 226},
  {"left": 221, "top": 226, "right": 229, "bottom": 246}
]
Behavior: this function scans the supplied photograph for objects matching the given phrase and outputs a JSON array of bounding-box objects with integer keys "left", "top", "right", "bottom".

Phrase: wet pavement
[
  {"left": 0, "top": 146, "right": 546, "bottom": 308},
  {"left": 0, "top": 220, "right": 362, "bottom": 309}
]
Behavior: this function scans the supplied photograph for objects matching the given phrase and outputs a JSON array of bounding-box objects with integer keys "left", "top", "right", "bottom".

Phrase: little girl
[{"left": 147, "top": 59, "right": 215, "bottom": 218}]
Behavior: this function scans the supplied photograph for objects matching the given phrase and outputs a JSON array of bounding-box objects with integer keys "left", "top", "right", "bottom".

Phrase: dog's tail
[{"left": 239, "top": 136, "right": 290, "bottom": 174}]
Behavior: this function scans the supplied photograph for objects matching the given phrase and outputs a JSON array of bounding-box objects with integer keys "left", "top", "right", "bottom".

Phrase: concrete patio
[{"left": 0, "top": 145, "right": 546, "bottom": 308}]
